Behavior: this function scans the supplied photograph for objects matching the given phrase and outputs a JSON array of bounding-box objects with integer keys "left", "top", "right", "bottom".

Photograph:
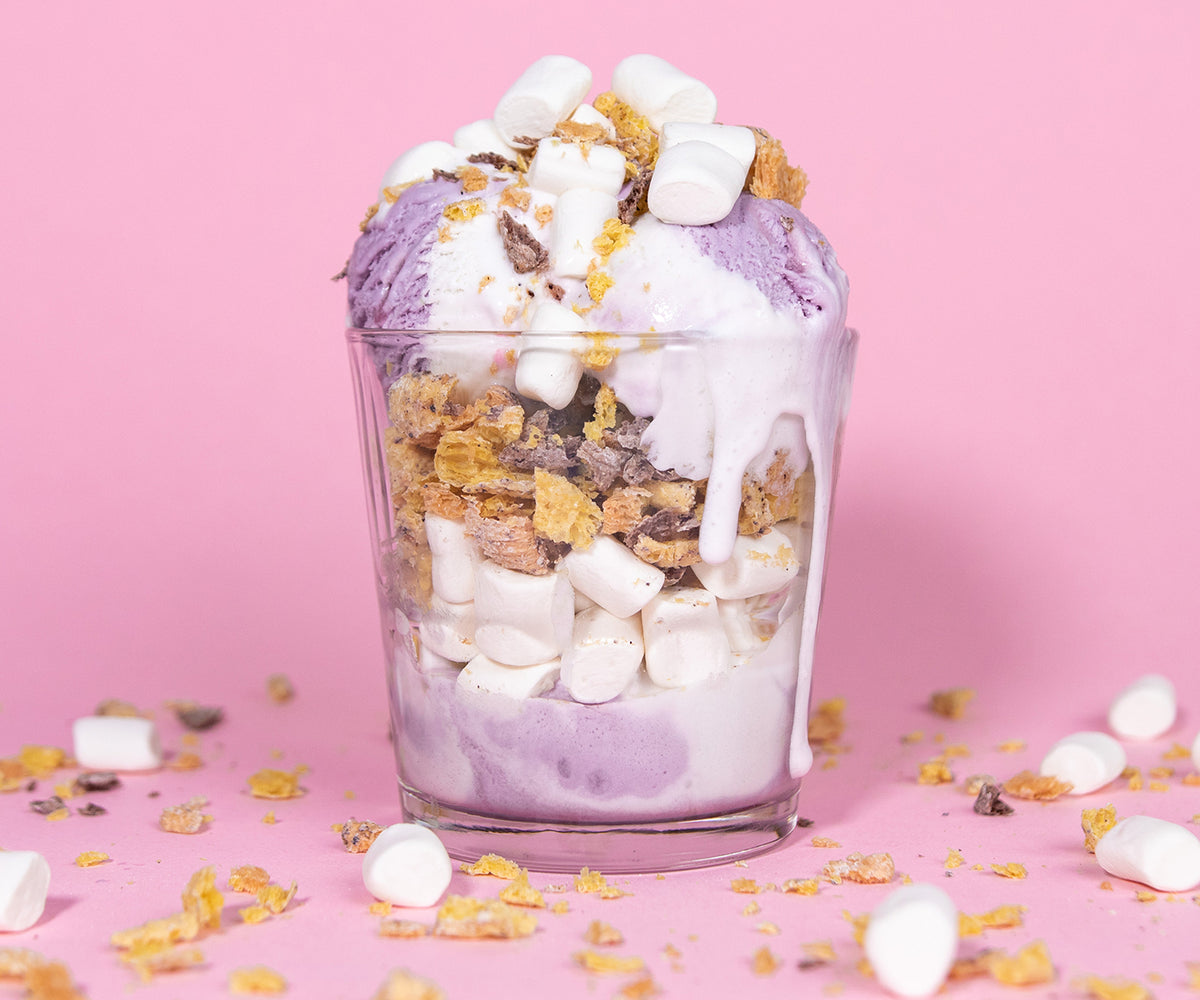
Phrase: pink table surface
[{"left": 4, "top": 0, "right": 1200, "bottom": 996}]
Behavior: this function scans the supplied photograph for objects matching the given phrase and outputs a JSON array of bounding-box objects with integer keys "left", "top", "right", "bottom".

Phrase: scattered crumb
[
  {"left": 991, "top": 863, "right": 1027, "bottom": 879},
  {"left": 239, "top": 905, "right": 271, "bottom": 924},
  {"left": 973, "top": 781, "right": 1015, "bottom": 816},
  {"left": 575, "top": 867, "right": 609, "bottom": 894},
  {"left": 751, "top": 945, "right": 780, "bottom": 976},
  {"left": 379, "top": 919, "right": 428, "bottom": 938},
  {"left": 959, "top": 904, "right": 1026, "bottom": 935},
  {"left": 811, "top": 836, "right": 841, "bottom": 848},
  {"left": 930, "top": 687, "right": 975, "bottom": 719},
  {"left": 247, "top": 768, "right": 305, "bottom": 800},
  {"left": 741, "top": 901, "right": 761, "bottom": 916},
  {"left": 1124, "top": 766, "right": 1144, "bottom": 791},
  {"left": 74, "top": 851, "right": 109, "bottom": 867},
  {"left": 159, "top": 796, "right": 211, "bottom": 834},
  {"left": 584, "top": 920, "right": 624, "bottom": 946},
  {"left": 257, "top": 882, "right": 297, "bottom": 914},
  {"left": 997, "top": 739, "right": 1027, "bottom": 753},
  {"left": 808, "top": 698, "right": 846, "bottom": 746},
  {"left": 964, "top": 773, "right": 994, "bottom": 796},
  {"left": 266, "top": 674, "right": 294, "bottom": 704},
  {"left": 1163, "top": 742, "right": 1191, "bottom": 760},
  {"left": 168, "top": 751, "right": 203, "bottom": 771},
  {"left": 802, "top": 941, "right": 837, "bottom": 964},
  {"left": 615, "top": 975, "right": 660, "bottom": 999},
  {"left": 1003, "top": 770, "right": 1072, "bottom": 800},
  {"left": 499, "top": 870, "right": 546, "bottom": 909},
  {"left": 551, "top": 900, "right": 569, "bottom": 915},
  {"left": 339, "top": 818, "right": 383, "bottom": 853},
  {"left": 369, "top": 901, "right": 392, "bottom": 917},
  {"left": 433, "top": 896, "right": 536, "bottom": 939},
  {"left": 574, "top": 950, "right": 645, "bottom": 974},
  {"left": 1100, "top": 881, "right": 1113, "bottom": 891},
  {"left": 1082, "top": 804, "right": 1118, "bottom": 853},
  {"left": 460, "top": 853, "right": 522, "bottom": 879},
  {"left": 945, "top": 848, "right": 965, "bottom": 869},
  {"left": 229, "top": 966, "right": 287, "bottom": 995},
  {"left": 262, "top": 811, "right": 276, "bottom": 824},
  {"left": 823, "top": 852, "right": 895, "bottom": 884},
  {"left": 782, "top": 878, "right": 820, "bottom": 896},
  {"left": 1135, "top": 890, "right": 1157, "bottom": 903},
  {"left": 1076, "top": 974, "right": 1153, "bottom": 1000},
  {"left": 1149, "top": 780, "right": 1170, "bottom": 792},
  {"left": 918, "top": 759, "right": 954, "bottom": 785},
  {"left": 371, "top": 968, "right": 444, "bottom": 1000},
  {"left": 756, "top": 922, "right": 781, "bottom": 936},
  {"left": 731, "top": 877, "right": 760, "bottom": 894},
  {"left": 900, "top": 730, "right": 924, "bottom": 744},
  {"left": 45, "top": 807, "right": 69, "bottom": 822},
  {"left": 985, "top": 940, "right": 1055, "bottom": 986}
]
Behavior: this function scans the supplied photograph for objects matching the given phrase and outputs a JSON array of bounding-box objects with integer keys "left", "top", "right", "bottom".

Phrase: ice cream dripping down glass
[{"left": 347, "top": 324, "right": 857, "bottom": 872}]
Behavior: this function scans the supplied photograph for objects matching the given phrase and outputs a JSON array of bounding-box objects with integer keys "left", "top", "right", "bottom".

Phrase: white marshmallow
[
  {"left": 717, "top": 598, "right": 764, "bottom": 654},
  {"left": 1108, "top": 674, "right": 1177, "bottom": 740},
  {"left": 473, "top": 562, "right": 574, "bottom": 666},
  {"left": 516, "top": 303, "right": 588, "bottom": 409},
  {"left": 691, "top": 526, "right": 801, "bottom": 600},
  {"left": 562, "top": 536, "right": 666, "bottom": 619},
  {"left": 550, "top": 188, "right": 619, "bottom": 278},
  {"left": 415, "top": 639, "right": 459, "bottom": 675},
  {"left": 493, "top": 55, "right": 592, "bottom": 145},
  {"left": 452, "top": 118, "right": 517, "bottom": 158},
  {"left": 425, "top": 513, "right": 479, "bottom": 604},
  {"left": 1039, "top": 731, "right": 1127, "bottom": 795},
  {"left": 641, "top": 587, "right": 732, "bottom": 687},
  {"left": 0, "top": 851, "right": 51, "bottom": 932},
  {"left": 863, "top": 883, "right": 958, "bottom": 998},
  {"left": 526, "top": 138, "right": 627, "bottom": 198},
  {"left": 376, "top": 141, "right": 468, "bottom": 221},
  {"left": 72, "top": 716, "right": 162, "bottom": 771},
  {"left": 647, "top": 140, "right": 747, "bottom": 226},
  {"left": 660, "top": 122, "right": 756, "bottom": 172},
  {"left": 419, "top": 595, "right": 477, "bottom": 663},
  {"left": 1094, "top": 815, "right": 1200, "bottom": 892},
  {"left": 457, "top": 652, "right": 561, "bottom": 699},
  {"left": 361, "top": 824, "right": 452, "bottom": 907},
  {"left": 569, "top": 102, "right": 616, "bottom": 138},
  {"left": 560, "top": 606, "right": 645, "bottom": 704},
  {"left": 611, "top": 54, "right": 717, "bottom": 131}
]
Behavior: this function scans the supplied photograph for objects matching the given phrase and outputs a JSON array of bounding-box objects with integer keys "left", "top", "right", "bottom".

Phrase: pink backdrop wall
[{"left": 2, "top": 2, "right": 1198, "bottom": 732}]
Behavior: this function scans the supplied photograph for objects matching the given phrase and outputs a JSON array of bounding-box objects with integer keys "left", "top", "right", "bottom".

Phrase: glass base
[{"left": 399, "top": 785, "right": 803, "bottom": 874}]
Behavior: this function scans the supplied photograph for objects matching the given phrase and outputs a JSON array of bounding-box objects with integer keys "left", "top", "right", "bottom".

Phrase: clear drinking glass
[{"left": 347, "top": 326, "right": 857, "bottom": 872}]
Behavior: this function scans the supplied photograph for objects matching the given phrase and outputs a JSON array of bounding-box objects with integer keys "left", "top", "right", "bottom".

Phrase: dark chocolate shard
[
  {"left": 176, "top": 705, "right": 224, "bottom": 731},
  {"left": 76, "top": 771, "right": 120, "bottom": 792},
  {"left": 618, "top": 169, "right": 651, "bottom": 225},
  {"left": 613, "top": 416, "right": 649, "bottom": 450},
  {"left": 431, "top": 168, "right": 459, "bottom": 182},
  {"left": 973, "top": 782, "right": 1015, "bottom": 816},
  {"left": 547, "top": 282, "right": 566, "bottom": 301},
  {"left": 498, "top": 211, "right": 550, "bottom": 274},
  {"left": 781, "top": 216, "right": 795, "bottom": 233},
  {"left": 78, "top": 802, "right": 108, "bottom": 817},
  {"left": 576, "top": 439, "right": 630, "bottom": 492},
  {"left": 467, "top": 151, "right": 520, "bottom": 173},
  {"left": 30, "top": 795, "right": 65, "bottom": 815},
  {"left": 622, "top": 453, "right": 657, "bottom": 486}
]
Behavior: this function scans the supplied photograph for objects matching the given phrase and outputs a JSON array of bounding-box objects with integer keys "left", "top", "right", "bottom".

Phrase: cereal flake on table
[
  {"left": 266, "top": 673, "right": 295, "bottom": 704},
  {"left": 807, "top": 697, "right": 846, "bottom": 747},
  {"left": 985, "top": 940, "right": 1056, "bottom": 986},
  {"left": 167, "top": 750, "right": 203, "bottom": 771},
  {"left": 20, "top": 960, "right": 88, "bottom": 999},
  {"left": 1075, "top": 975, "right": 1153, "bottom": 1000},
  {"left": 991, "top": 862, "right": 1027, "bottom": 880},
  {"left": 459, "top": 852, "right": 522, "bottom": 879},
  {"left": 229, "top": 965, "right": 288, "bottom": 995},
  {"left": 1003, "top": 770, "right": 1072, "bottom": 800},
  {"left": 731, "top": 877, "right": 760, "bottom": 894},
  {"left": 74, "top": 851, "right": 109, "bottom": 867},
  {"left": 1082, "top": 804, "right": 1118, "bottom": 853},
  {"left": 811, "top": 836, "right": 841, "bottom": 848},
  {"left": 574, "top": 950, "right": 645, "bottom": 974},
  {"left": 433, "top": 896, "right": 537, "bottom": 939},
  {"left": 229, "top": 865, "right": 271, "bottom": 893},
  {"left": 337, "top": 817, "right": 383, "bottom": 853},
  {"left": 930, "top": 687, "right": 975, "bottom": 719},
  {"left": 257, "top": 881, "right": 297, "bottom": 914},
  {"left": 751, "top": 945, "right": 781, "bottom": 976},
  {"left": 247, "top": 767, "right": 306, "bottom": 799},
  {"left": 575, "top": 867, "right": 610, "bottom": 894},
  {"left": 159, "top": 796, "right": 211, "bottom": 834},
  {"left": 756, "top": 921, "right": 781, "bottom": 936},
  {"left": 499, "top": 870, "right": 546, "bottom": 908},
  {"left": 741, "top": 900, "right": 762, "bottom": 916},
  {"left": 945, "top": 848, "right": 965, "bottom": 869},
  {"left": 371, "top": 967, "right": 445, "bottom": 1000},
  {"left": 379, "top": 918, "right": 428, "bottom": 938},
  {"left": 959, "top": 904, "right": 1025, "bottom": 936},
  {"left": 615, "top": 975, "right": 660, "bottom": 1000},
  {"left": 782, "top": 878, "right": 820, "bottom": 895},
  {"left": 917, "top": 758, "right": 954, "bottom": 785},
  {"left": 822, "top": 852, "right": 895, "bottom": 885}
]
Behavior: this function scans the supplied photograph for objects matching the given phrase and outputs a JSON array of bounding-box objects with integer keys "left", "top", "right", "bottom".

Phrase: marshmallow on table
[
  {"left": 0, "top": 851, "right": 51, "bottom": 932},
  {"left": 863, "top": 883, "right": 959, "bottom": 998},
  {"left": 457, "top": 653, "right": 561, "bottom": 699},
  {"left": 560, "top": 606, "right": 645, "bottom": 704},
  {"left": 73, "top": 715, "right": 162, "bottom": 771},
  {"left": 611, "top": 54, "right": 717, "bottom": 131},
  {"left": 375, "top": 141, "right": 469, "bottom": 221},
  {"left": 526, "top": 138, "right": 627, "bottom": 198},
  {"left": 660, "top": 122, "right": 757, "bottom": 172},
  {"left": 550, "top": 188, "right": 619, "bottom": 278},
  {"left": 425, "top": 512, "right": 479, "bottom": 604},
  {"left": 1039, "top": 731, "right": 1127, "bottom": 795},
  {"left": 1108, "top": 674, "right": 1176, "bottom": 739},
  {"left": 641, "top": 587, "right": 733, "bottom": 687},
  {"left": 452, "top": 118, "right": 517, "bottom": 158},
  {"left": 562, "top": 535, "right": 666, "bottom": 619},
  {"left": 418, "top": 595, "right": 478, "bottom": 663},
  {"left": 493, "top": 55, "right": 592, "bottom": 146},
  {"left": 1094, "top": 815, "right": 1200, "bottom": 892},
  {"left": 691, "top": 526, "right": 801, "bottom": 600},
  {"left": 473, "top": 561, "right": 574, "bottom": 666},
  {"left": 362, "top": 824, "right": 452, "bottom": 907},
  {"left": 516, "top": 302, "right": 587, "bottom": 409},
  {"left": 647, "top": 140, "right": 748, "bottom": 226}
]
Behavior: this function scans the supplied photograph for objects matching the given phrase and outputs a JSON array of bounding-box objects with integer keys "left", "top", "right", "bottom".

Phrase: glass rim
[{"left": 346, "top": 326, "right": 858, "bottom": 345}]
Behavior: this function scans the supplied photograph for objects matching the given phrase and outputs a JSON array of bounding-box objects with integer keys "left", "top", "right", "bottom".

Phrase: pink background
[{"left": 3, "top": 2, "right": 1200, "bottom": 997}]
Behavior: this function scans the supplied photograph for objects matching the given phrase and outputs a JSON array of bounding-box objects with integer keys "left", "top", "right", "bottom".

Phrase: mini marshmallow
[
  {"left": 1094, "top": 815, "right": 1200, "bottom": 892},
  {"left": 560, "top": 606, "right": 645, "bottom": 704},
  {"left": 516, "top": 303, "right": 587, "bottom": 408},
  {"left": 473, "top": 562, "right": 574, "bottom": 666},
  {"left": 569, "top": 102, "right": 616, "bottom": 138},
  {"left": 1039, "top": 731, "right": 1126, "bottom": 795},
  {"left": 457, "top": 652, "right": 561, "bottom": 700},
  {"left": 1108, "top": 674, "right": 1177, "bottom": 740},
  {"left": 562, "top": 536, "right": 666, "bottom": 619},
  {"left": 493, "top": 55, "right": 592, "bottom": 145},
  {"left": 419, "top": 595, "right": 478, "bottom": 663},
  {"left": 72, "top": 715, "right": 162, "bottom": 771},
  {"left": 376, "top": 141, "right": 468, "bottom": 221},
  {"left": 452, "top": 118, "right": 517, "bottom": 157},
  {"left": 611, "top": 54, "right": 717, "bottom": 131},
  {"left": 361, "top": 823, "right": 452, "bottom": 907},
  {"left": 641, "top": 587, "right": 732, "bottom": 687},
  {"left": 647, "top": 140, "right": 747, "bottom": 226},
  {"left": 415, "top": 639, "right": 459, "bottom": 675},
  {"left": 526, "top": 138, "right": 627, "bottom": 198},
  {"left": 863, "top": 883, "right": 959, "bottom": 998},
  {"left": 691, "top": 526, "right": 801, "bottom": 600},
  {"left": 550, "top": 188, "right": 619, "bottom": 278},
  {"left": 425, "top": 513, "right": 479, "bottom": 604},
  {"left": 0, "top": 851, "right": 51, "bottom": 932},
  {"left": 717, "top": 598, "right": 764, "bottom": 655},
  {"left": 660, "top": 122, "right": 757, "bottom": 172}
]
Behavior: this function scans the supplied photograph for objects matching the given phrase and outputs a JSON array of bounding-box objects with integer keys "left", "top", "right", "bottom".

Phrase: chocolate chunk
[
  {"left": 577, "top": 439, "right": 630, "bottom": 492},
  {"left": 498, "top": 212, "right": 550, "bottom": 274},
  {"left": 331, "top": 262, "right": 349, "bottom": 281},
  {"left": 631, "top": 508, "right": 700, "bottom": 543},
  {"left": 175, "top": 705, "right": 224, "bottom": 731},
  {"left": 781, "top": 216, "right": 795, "bottom": 233},
  {"left": 613, "top": 417, "right": 649, "bottom": 450},
  {"left": 76, "top": 771, "right": 120, "bottom": 792},
  {"left": 618, "top": 169, "right": 651, "bottom": 225},
  {"left": 547, "top": 282, "right": 566, "bottom": 301},
  {"left": 796, "top": 816, "right": 815, "bottom": 828},
  {"left": 467, "top": 151, "right": 520, "bottom": 173},
  {"left": 511, "top": 135, "right": 540, "bottom": 149},
  {"left": 78, "top": 802, "right": 107, "bottom": 817},
  {"left": 622, "top": 453, "right": 657, "bottom": 486},
  {"left": 431, "top": 168, "right": 459, "bottom": 182},
  {"left": 30, "top": 796, "right": 65, "bottom": 815},
  {"left": 973, "top": 782, "right": 1015, "bottom": 816}
]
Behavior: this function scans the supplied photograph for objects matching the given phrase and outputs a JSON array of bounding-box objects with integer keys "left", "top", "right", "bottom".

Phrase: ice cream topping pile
[{"left": 345, "top": 54, "right": 856, "bottom": 820}]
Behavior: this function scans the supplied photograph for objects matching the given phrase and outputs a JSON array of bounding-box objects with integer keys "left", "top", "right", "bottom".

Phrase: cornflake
[
  {"left": 75, "top": 851, "right": 109, "bottom": 867},
  {"left": 616, "top": 975, "right": 660, "bottom": 1000},
  {"left": 247, "top": 767, "right": 306, "bottom": 800},
  {"left": 584, "top": 919, "right": 624, "bottom": 946},
  {"left": 182, "top": 866, "right": 224, "bottom": 929},
  {"left": 459, "top": 853, "right": 522, "bottom": 879},
  {"left": 575, "top": 867, "right": 609, "bottom": 893},
  {"left": 802, "top": 941, "right": 837, "bottom": 964},
  {"left": 379, "top": 918, "right": 428, "bottom": 938},
  {"left": 499, "top": 870, "right": 546, "bottom": 909},
  {"left": 574, "top": 950, "right": 645, "bottom": 974},
  {"left": 986, "top": 940, "right": 1055, "bottom": 986},
  {"left": 930, "top": 687, "right": 975, "bottom": 720},
  {"left": 782, "top": 878, "right": 819, "bottom": 896},
  {"left": 997, "top": 739, "right": 1027, "bottom": 753},
  {"left": 751, "top": 945, "right": 781, "bottom": 976},
  {"left": 18, "top": 745, "right": 66, "bottom": 777},
  {"left": 240, "top": 906, "right": 271, "bottom": 924},
  {"left": 266, "top": 674, "right": 295, "bottom": 704},
  {"left": 746, "top": 129, "right": 807, "bottom": 209},
  {"left": 731, "top": 877, "right": 760, "bottom": 894},
  {"left": 823, "top": 852, "right": 895, "bottom": 885},
  {"left": 959, "top": 904, "right": 1025, "bottom": 936},
  {"left": 159, "top": 797, "right": 211, "bottom": 834},
  {"left": 1003, "top": 770, "right": 1072, "bottom": 800},
  {"left": 945, "top": 848, "right": 965, "bottom": 869},
  {"left": 991, "top": 862, "right": 1027, "bottom": 880},
  {"left": 918, "top": 759, "right": 954, "bottom": 785},
  {"left": 1076, "top": 976, "right": 1153, "bottom": 1000},
  {"left": 808, "top": 698, "right": 846, "bottom": 746},
  {"left": 741, "top": 900, "right": 762, "bottom": 916},
  {"left": 257, "top": 881, "right": 297, "bottom": 915},
  {"left": 811, "top": 836, "right": 841, "bottom": 848},
  {"left": 229, "top": 965, "right": 288, "bottom": 995},
  {"left": 168, "top": 751, "right": 203, "bottom": 771},
  {"left": 229, "top": 866, "right": 271, "bottom": 893},
  {"left": 371, "top": 968, "right": 445, "bottom": 1000},
  {"left": 1082, "top": 804, "right": 1118, "bottom": 853},
  {"left": 433, "top": 896, "right": 536, "bottom": 939}
]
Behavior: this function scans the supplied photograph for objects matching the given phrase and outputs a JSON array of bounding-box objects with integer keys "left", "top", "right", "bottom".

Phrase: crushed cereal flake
[
  {"left": 460, "top": 853, "right": 522, "bottom": 879},
  {"left": 111, "top": 910, "right": 202, "bottom": 951},
  {"left": 741, "top": 901, "right": 761, "bottom": 916},
  {"left": 1076, "top": 976, "right": 1153, "bottom": 1000},
  {"left": 918, "top": 759, "right": 954, "bottom": 785},
  {"left": 757, "top": 922, "right": 781, "bottom": 936},
  {"left": 1135, "top": 890, "right": 1157, "bottom": 902},
  {"left": 782, "top": 878, "right": 819, "bottom": 896},
  {"left": 257, "top": 881, "right": 297, "bottom": 914},
  {"left": 1003, "top": 770, "right": 1072, "bottom": 800},
  {"left": 1163, "top": 742, "right": 1191, "bottom": 760},
  {"left": 802, "top": 941, "right": 837, "bottom": 964},
  {"left": 945, "top": 848, "right": 965, "bottom": 869},
  {"left": 433, "top": 896, "right": 536, "bottom": 939},
  {"left": 746, "top": 129, "right": 807, "bottom": 208},
  {"left": 584, "top": 920, "right": 624, "bottom": 946},
  {"left": 991, "top": 863, "right": 1027, "bottom": 880},
  {"left": 266, "top": 674, "right": 294, "bottom": 703},
  {"left": 229, "top": 965, "right": 288, "bottom": 995},
  {"left": 731, "top": 877, "right": 760, "bottom": 894},
  {"left": 997, "top": 739, "right": 1027, "bottom": 753},
  {"left": 371, "top": 967, "right": 445, "bottom": 1000},
  {"left": 811, "top": 836, "right": 841, "bottom": 848},
  {"left": 159, "top": 797, "right": 211, "bottom": 834},
  {"left": 550, "top": 900, "right": 569, "bottom": 915},
  {"left": 182, "top": 866, "right": 223, "bottom": 929},
  {"left": 239, "top": 905, "right": 271, "bottom": 924},
  {"left": 616, "top": 975, "right": 660, "bottom": 1000},
  {"left": 985, "top": 940, "right": 1055, "bottom": 986},
  {"left": 574, "top": 950, "right": 645, "bottom": 974},
  {"left": 74, "top": 851, "right": 109, "bottom": 867},
  {"left": 900, "top": 730, "right": 924, "bottom": 744},
  {"left": 340, "top": 818, "right": 383, "bottom": 853},
  {"left": 808, "top": 698, "right": 845, "bottom": 746},
  {"left": 379, "top": 918, "right": 428, "bottom": 938},
  {"left": 0, "top": 947, "right": 45, "bottom": 978},
  {"left": 751, "top": 945, "right": 781, "bottom": 976},
  {"left": 822, "top": 852, "right": 895, "bottom": 885},
  {"left": 499, "top": 870, "right": 546, "bottom": 909},
  {"left": 247, "top": 768, "right": 305, "bottom": 800},
  {"left": 229, "top": 866, "right": 271, "bottom": 893},
  {"left": 167, "top": 751, "right": 203, "bottom": 771},
  {"left": 24, "top": 959, "right": 89, "bottom": 997},
  {"left": 369, "top": 901, "right": 392, "bottom": 917},
  {"left": 1082, "top": 804, "right": 1118, "bottom": 853},
  {"left": 930, "top": 687, "right": 975, "bottom": 719},
  {"left": 18, "top": 745, "right": 66, "bottom": 778},
  {"left": 575, "top": 867, "right": 608, "bottom": 894}
]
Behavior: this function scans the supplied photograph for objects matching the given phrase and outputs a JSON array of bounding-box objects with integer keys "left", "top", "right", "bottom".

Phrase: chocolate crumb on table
[{"left": 973, "top": 781, "right": 1015, "bottom": 816}]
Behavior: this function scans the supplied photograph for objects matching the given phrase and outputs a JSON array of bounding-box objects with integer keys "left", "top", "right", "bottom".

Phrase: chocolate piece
[
  {"left": 973, "top": 782, "right": 1015, "bottom": 816},
  {"left": 431, "top": 168, "right": 459, "bottom": 182},
  {"left": 175, "top": 705, "right": 224, "bottom": 731},
  {"left": 78, "top": 802, "right": 107, "bottom": 816},
  {"left": 613, "top": 417, "right": 649, "bottom": 450},
  {"left": 547, "top": 282, "right": 566, "bottom": 301},
  {"left": 498, "top": 212, "right": 550, "bottom": 274},
  {"left": 622, "top": 453, "right": 657, "bottom": 486},
  {"left": 577, "top": 439, "right": 631, "bottom": 492},
  {"left": 467, "top": 151, "right": 520, "bottom": 173},
  {"left": 780, "top": 216, "right": 794, "bottom": 233},
  {"left": 76, "top": 771, "right": 120, "bottom": 792},
  {"left": 618, "top": 169, "right": 651, "bottom": 225},
  {"left": 30, "top": 795, "right": 65, "bottom": 815}
]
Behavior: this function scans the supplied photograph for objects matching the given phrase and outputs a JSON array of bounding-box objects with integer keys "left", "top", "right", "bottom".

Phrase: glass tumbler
[{"left": 347, "top": 326, "right": 857, "bottom": 872}]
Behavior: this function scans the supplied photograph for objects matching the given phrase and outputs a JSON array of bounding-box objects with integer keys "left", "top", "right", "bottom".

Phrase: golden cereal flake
[
  {"left": 379, "top": 918, "right": 428, "bottom": 938},
  {"left": 1149, "top": 780, "right": 1170, "bottom": 792},
  {"left": 586, "top": 270, "right": 614, "bottom": 303},
  {"left": 945, "top": 848, "right": 965, "bottom": 869},
  {"left": 746, "top": 129, "right": 807, "bottom": 209},
  {"left": 811, "top": 836, "right": 841, "bottom": 848},
  {"left": 757, "top": 922, "right": 781, "bottom": 936},
  {"left": 918, "top": 759, "right": 954, "bottom": 785},
  {"left": 182, "top": 865, "right": 224, "bottom": 930},
  {"left": 731, "top": 877, "right": 760, "bottom": 894},
  {"left": 456, "top": 165, "right": 488, "bottom": 192},
  {"left": 338, "top": 818, "right": 382, "bottom": 853},
  {"left": 1077, "top": 976, "right": 1153, "bottom": 1000},
  {"left": 262, "top": 811, "right": 277, "bottom": 824},
  {"left": 266, "top": 673, "right": 295, "bottom": 703},
  {"left": 575, "top": 867, "right": 609, "bottom": 893},
  {"left": 75, "top": 851, "right": 109, "bottom": 867},
  {"left": 460, "top": 852, "right": 523, "bottom": 879},
  {"left": 122, "top": 943, "right": 206, "bottom": 983},
  {"left": 1125, "top": 767, "right": 1144, "bottom": 791},
  {"left": 584, "top": 920, "right": 624, "bottom": 946},
  {"left": 900, "top": 731, "right": 924, "bottom": 744},
  {"left": 45, "top": 808, "right": 69, "bottom": 822},
  {"left": 388, "top": 372, "right": 471, "bottom": 448},
  {"left": 751, "top": 945, "right": 781, "bottom": 976},
  {"left": 1135, "top": 890, "right": 1157, "bottom": 902},
  {"left": 433, "top": 896, "right": 537, "bottom": 939},
  {"left": 583, "top": 383, "right": 618, "bottom": 443},
  {"left": 257, "top": 881, "right": 297, "bottom": 915},
  {"left": 0, "top": 758, "right": 31, "bottom": 792},
  {"left": 997, "top": 739, "right": 1027, "bottom": 753},
  {"left": 442, "top": 198, "right": 486, "bottom": 222},
  {"left": 168, "top": 750, "right": 203, "bottom": 771},
  {"left": 1187, "top": 962, "right": 1200, "bottom": 989},
  {"left": 434, "top": 429, "right": 507, "bottom": 489},
  {"left": 228, "top": 865, "right": 271, "bottom": 894},
  {"left": 239, "top": 905, "right": 271, "bottom": 924},
  {"left": 551, "top": 900, "right": 570, "bottom": 915},
  {"left": 802, "top": 941, "right": 837, "bottom": 963},
  {"left": 372, "top": 968, "right": 445, "bottom": 1000},
  {"left": 247, "top": 768, "right": 305, "bottom": 800},
  {"left": 498, "top": 185, "right": 532, "bottom": 213},
  {"left": 534, "top": 203, "right": 554, "bottom": 228},
  {"left": 574, "top": 950, "right": 645, "bottom": 974},
  {"left": 630, "top": 533, "right": 700, "bottom": 569},
  {"left": 592, "top": 218, "right": 634, "bottom": 261},
  {"left": 601, "top": 485, "right": 651, "bottom": 535},
  {"left": 616, "top": 976, "right": 660, "bottom": 1000},
  {"left": 741, "top": 901, "right": 762, "bottom": 916},
  {"left": 1164, "top": 741, "right": 1191, "bottom": 760},
  {"left": 0, "top": 947, "right": 45, "bottom": 978},
  {"left": 159, "top": 797, "right": 211, "bottom": 834},
  {"left": 23, "top": 959, "right": 87, "bottom": 998},
  {"left": 229, "top": 965, "right": 287, "bottom": 994},
  {"left": 822, "top": 852, "right": 895, "bottom": 885},
  {"left": 370, "top": 901, "right": 393, "bottom": 917},
  {"left": 582, "top": 331, "right": 618, "bottom": 369},
  {"left": 808, "top": 698, "right": 846, "bottom": 746},
  {"left": 599, "top": 885, "right": 631, "bottom": 900},
  {"left": 1185, "top": 774, "right": 1200, "bottom": 787},
  {"left": 782, "top": 878, "right": 820, "bottom": 896},
  {"left": 499, "top": 871, "right": 546, "bottom": 909},
  {"left": 591, "top": 92, "right": 658, "bottom": 171},
  {"left": 959, "top": 904, "right": 1025, "bottom": 936},
  {"left": 991, "top": 862, "right": 1027, "bottom": 880},
  {"left": 930, "top": 687, "right": 975, "bottom": 719},
  {"left": 984, "top": 940, "right": 1055, "bottom": 986},
  {"left": 1082, "top": 804, "right": 1118, "bottom": 853},
  {"left": 18, "top": 745, "right": 66, "bottom": 777},
  {"left": 111, "top": 910, "right": 202, "bottom": 951},
  {"left": 533, "top": 468, "right": 601, "bottom": 548},
  {"left": 1148, "top": 766, "right": 1175, "bottom": 779},
  {"left": 1003, "top": 769, "right": 1072, "bottom": 800}
]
